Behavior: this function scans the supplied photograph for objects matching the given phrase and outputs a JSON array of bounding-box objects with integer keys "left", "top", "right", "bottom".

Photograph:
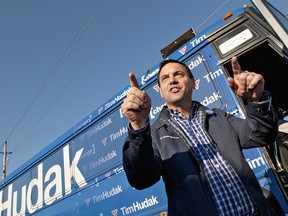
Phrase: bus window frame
[{"left": 251, "top": 0, "right": 288, "bottom": 49}]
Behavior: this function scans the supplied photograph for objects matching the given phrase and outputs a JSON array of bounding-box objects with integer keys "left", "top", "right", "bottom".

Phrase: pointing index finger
[
  {"left": 129, "top": 73, "right": 140, "bottom": 89},
  {"left": 231, "top": 56, "right": 242, "bottom": 75}
]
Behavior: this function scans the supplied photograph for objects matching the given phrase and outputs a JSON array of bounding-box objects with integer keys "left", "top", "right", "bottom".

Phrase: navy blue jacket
[{"left": 123, "top": 100, "right": 278, "bottom": 216}]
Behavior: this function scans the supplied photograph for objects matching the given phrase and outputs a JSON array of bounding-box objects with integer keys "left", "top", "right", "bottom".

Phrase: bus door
[{"left": 208, "top": 0, "right": 288, "bottom": 213}]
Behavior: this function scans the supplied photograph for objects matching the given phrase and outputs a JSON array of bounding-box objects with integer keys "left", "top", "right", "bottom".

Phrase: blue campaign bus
[{"left": 0, "top": 0, "right": 287, "bottom": 215}]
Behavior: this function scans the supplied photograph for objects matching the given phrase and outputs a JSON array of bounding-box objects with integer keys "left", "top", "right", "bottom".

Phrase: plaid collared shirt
[{"left": 168, "top": 103, "right": 256, "bottom": 216}]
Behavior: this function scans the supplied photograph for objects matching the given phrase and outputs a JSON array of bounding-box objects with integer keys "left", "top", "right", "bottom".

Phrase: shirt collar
[{"left": 167, "top": 102, "right": 199, "bottom": 121}]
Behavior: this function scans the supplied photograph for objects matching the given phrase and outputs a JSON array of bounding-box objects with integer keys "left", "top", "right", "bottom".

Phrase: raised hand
[
  {"left": 227, "top": 56, "right": 265, "bottom": 101},
  {"left": 121, "top": 73, "right": 151, "bottom": 130}
]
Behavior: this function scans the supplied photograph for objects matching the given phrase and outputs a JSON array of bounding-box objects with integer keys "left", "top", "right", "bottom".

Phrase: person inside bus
[{"left": 121, "top": 56, "right": 279, "bottom": 216}]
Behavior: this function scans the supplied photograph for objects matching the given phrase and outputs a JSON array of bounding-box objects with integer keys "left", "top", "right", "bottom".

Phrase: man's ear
[
  {"left": 192, "top": 79, "right": 195, "bottom": 89},
  {"left": 159, "top": 86, "right": 163, "bottom": 98}
]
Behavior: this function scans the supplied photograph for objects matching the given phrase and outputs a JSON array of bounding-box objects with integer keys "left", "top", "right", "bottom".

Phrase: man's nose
[{"left": 169, "top": 76, "right": 177, "bottom": 84}]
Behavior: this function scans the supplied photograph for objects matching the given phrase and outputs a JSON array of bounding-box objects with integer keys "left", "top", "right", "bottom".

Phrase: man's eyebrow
[
  {"left": 160, "top": 74, "right": 169, "bottom": 79},
  {"left": 160, "top": 70, "right": 185, "bottom": 77}
]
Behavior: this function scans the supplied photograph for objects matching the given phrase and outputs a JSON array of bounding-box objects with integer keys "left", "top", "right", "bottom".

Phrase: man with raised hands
[{"left": 121, "top": 57, "right": 278, "bottom": 216}]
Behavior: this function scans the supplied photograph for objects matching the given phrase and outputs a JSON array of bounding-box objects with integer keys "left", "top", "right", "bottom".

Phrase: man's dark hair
[{"left": 157, "top": 59, "right": 193, "bottom": 86}]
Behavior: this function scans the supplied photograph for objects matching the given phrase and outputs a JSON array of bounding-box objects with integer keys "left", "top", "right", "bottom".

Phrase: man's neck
[{"left": 167, "top": 102, "right": 192, "bottom": 118}]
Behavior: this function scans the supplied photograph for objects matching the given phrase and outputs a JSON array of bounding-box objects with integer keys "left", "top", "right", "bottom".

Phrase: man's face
[{"left": 159, "top": 62, "right": 194, "bottom": 110}]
